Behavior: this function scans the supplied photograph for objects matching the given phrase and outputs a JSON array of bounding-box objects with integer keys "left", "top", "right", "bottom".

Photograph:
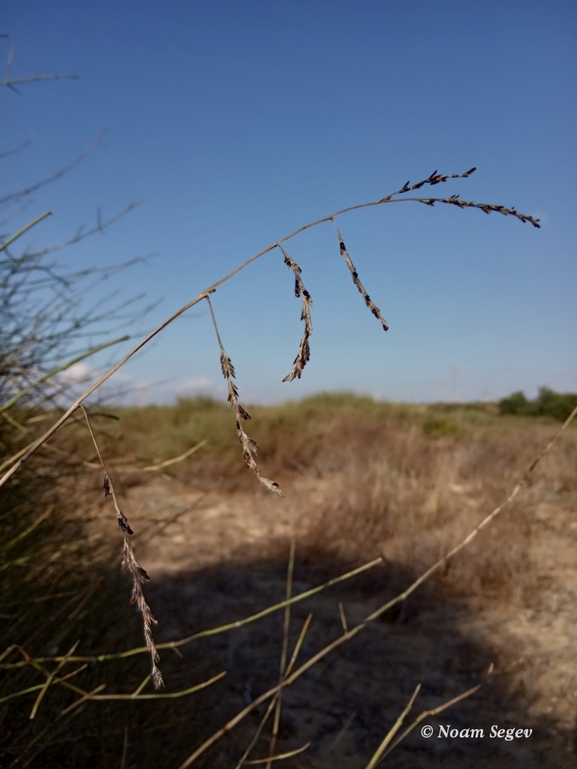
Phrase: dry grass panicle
[
  {"left": 206, "top": 293, "right": 284, "bottom": 498},
  {"left": 279, "top": 245, "right": 313, "bottom": 383},
  {"left": 4, "top": 170, "right": 573, "bottom": 769}
]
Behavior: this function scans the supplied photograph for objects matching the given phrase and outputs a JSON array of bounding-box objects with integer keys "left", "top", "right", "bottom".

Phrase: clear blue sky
[{"left": 3, "top": 1, "right": 576, "bottom": 405}]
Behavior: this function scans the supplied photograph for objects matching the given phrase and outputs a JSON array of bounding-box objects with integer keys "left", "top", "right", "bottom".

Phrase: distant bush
[
  {"left": 422, "top": 416, "right": 462, "bottom": 437},
  {"left": 498, "top": 391, "right": 536, "bottom": 417},
  {"left": 499, "top": 387, "right": 577, "bottom": 421}
]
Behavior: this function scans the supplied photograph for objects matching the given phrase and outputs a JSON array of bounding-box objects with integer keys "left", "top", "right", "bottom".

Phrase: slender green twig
[
  {"left": 365, "top": 684, "right": 421, "bottom": 768},
  {"left": 0, "top": 211, "right": 52, "bottom": 252},
  {"left": 0, "top": 558, "right": 383, "bottom": 669}
]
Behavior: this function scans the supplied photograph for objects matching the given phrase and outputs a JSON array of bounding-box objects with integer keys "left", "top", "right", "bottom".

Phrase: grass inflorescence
[{"left": 4, "top": 169, "right": 570, "bottom": 769}]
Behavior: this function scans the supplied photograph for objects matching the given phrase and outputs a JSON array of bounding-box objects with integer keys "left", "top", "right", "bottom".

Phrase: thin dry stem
[
  {"left": 79, "top": 405, "right": 133, "bottom": 537},
  {"left": 378, "top": 670, "right": 493, "bottom": 763},
  {"left": 230, "top": 614, "right": 313, "bottom": 769},
  {"left": 365, "top": 684, "right": 421, "bottom": 768},
  {"left": 2, "top": 651, "right": 225, "bottom": 713},
  {"left": 28, "top": 641, "right": 80, "bottom": 720},
  {"left": 120, "top": 727, "right": 129, "bottom": 769},
  {"left": 338, "top": 602, "right": 349, "bottom": 634},
  {"left": 0, "top": 167, "right": 539, "bottom": 493},
  {"left": 266, "top": 541, "right": 296, "bottom": 768},
  {"left": 243, "top": 743, "right": 312, "bottom": 764},
  {"left": 142, "top": 440, "right": 206, "bottom": 471},
  {"left": 327, "top": 712, "right": 357, "bottom": 754}
]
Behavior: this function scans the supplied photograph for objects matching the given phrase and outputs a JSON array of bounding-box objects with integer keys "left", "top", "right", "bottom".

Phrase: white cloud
[
  {"left": 175, "top": 377, "right": 214, "bottom": 393},
  {"left": 51, "top": 363, "right": 221, "bottom": 406},
  {"left": 59, "top": 362, "right": 93, "bottom": 385}
]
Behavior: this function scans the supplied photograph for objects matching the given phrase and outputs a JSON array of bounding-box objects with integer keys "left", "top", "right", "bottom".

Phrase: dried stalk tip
[
  {"left": 121, "top": 538, "right": 164, "bottom": 689},
  {"left": 419, "top": 197, "right": 540, "bottom": 227},
  {"left": 207, "top": 295, "right": 283, "bottom": 496},
  {"left": 331, "top": 219, "right": 389, "bottom": 332},
  {"left": 279, "top": 245, "right": 313, "bottom": 382},
  {"left": 230, "top": 394, "right": 284, "bottom": 497},
  {"left": 389, "top": 167, "right": 539, "bottom": 228}
]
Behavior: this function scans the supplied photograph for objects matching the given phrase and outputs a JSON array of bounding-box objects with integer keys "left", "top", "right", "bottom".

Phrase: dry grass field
[{"left": 2, "top": 394, "right": 576, "bottom": 768}]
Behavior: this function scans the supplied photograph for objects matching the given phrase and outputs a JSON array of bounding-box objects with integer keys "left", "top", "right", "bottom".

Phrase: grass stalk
[{"left": 0, "top": 168, "right": 539, "bottom": 492}]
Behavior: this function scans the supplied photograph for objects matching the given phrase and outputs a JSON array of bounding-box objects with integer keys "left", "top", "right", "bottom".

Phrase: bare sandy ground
[{"left": 87, "top": 473, "right": 577, "bottom": 768}]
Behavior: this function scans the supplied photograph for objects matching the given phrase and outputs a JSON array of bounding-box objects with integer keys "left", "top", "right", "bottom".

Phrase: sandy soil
[{"left": 88, "top": 472, "right": 577, "bottom": 768}]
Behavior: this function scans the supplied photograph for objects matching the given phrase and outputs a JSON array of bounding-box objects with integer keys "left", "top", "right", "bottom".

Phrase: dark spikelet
[
  {"left": 237, "top": 404, "right": 251, "bottom": 421},
  {"left": 279, "top": 245, "right": 314, "bottom": 382},
  {"left": 117, "top": 513, "right": 134, "bottom": 536},
  {"left": 394, "top": 168, "right": 478, "bottom": 196},
  {"left": 331, "top": 219, "right": 389, "bottom": 332},
  {"left": 137, "top": 565, "right": 151, "bottom": 581}
]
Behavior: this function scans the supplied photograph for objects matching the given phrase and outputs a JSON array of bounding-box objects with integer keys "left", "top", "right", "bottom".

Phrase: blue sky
[{"left": 2, "top": 0, "right": 576, "bottom": 405}]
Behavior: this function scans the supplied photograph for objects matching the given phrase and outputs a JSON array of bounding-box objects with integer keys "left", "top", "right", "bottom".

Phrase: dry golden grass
[
  {"left": 76, "top": 395, "right": 576, "bottom": 610},
  {"left": 296, "top": 407, "right": 577, "bottom": 603},
  {"left": 2, "top": 396, "right": 576, "bottom": 767},
  {"left": 41, "top": 394, "right": 577, "bottom": 769}
]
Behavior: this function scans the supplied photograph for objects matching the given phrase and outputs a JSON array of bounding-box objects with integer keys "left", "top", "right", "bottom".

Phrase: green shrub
[
  {"left": 498, "top": 387, "right": 577, "bottom": 421},
  {"left": 422, "top": 416, "right": 461, "bottom": 437}
]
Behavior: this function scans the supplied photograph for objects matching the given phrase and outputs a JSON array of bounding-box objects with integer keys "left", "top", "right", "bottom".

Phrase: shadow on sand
[
  {"left": 125, "top": 541, "right": 574, "bottom": 769},
  {"left": 4, "top": 539, "right": 573, "bottom": 768}
]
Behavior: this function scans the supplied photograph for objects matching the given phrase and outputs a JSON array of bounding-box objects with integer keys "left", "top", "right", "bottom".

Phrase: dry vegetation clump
[
  {"left": 56, "top": 394, "right": 410, "bottom": 492},
  {"left": 65, "top": 395, "right": 576, "bottom": 620},
  {"left": 297, "top": 407, "right": 577, "bottom": 607}
]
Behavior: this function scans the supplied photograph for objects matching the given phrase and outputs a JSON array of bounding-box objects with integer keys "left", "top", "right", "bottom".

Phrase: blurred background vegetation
[{"left": 498, "top": 387, "right": 577, "bottom": 421}]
